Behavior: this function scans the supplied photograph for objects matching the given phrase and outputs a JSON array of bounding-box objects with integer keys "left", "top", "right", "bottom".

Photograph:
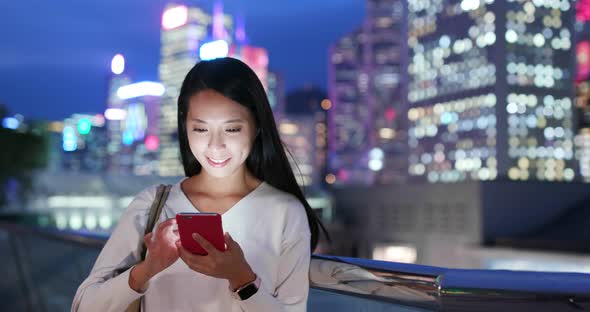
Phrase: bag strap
[{"left": 139, "top": 184, "right": 172, "bottom": 261}]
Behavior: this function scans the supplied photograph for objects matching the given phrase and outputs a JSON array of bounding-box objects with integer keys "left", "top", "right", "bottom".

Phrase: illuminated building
[
  {"left": 111, "top": 81, "right": 164, "bottom": 175},
  {"left": 45, "top": 121, "right": 65, "bottom": 173},
  {"left": 329, "top": 28, "right": 365, "bottom": 184},
  {"left": 406, "top": 0, "right": 577, "bottom": 182},
  {"left": 198, "top": 5, "right": 269, "bottom": 91},
  {"left": 62, "top": 114, "right": 108, "bottom": 172},
  {"left": 278, "top": 116, "right": 319, "bottom": 188},
  {"left": 575, "top": 0, "right": 590, "bottom": 181},
  {"left": 106, "top": 54, "right": 132, "bottom": 173},
  {"left": 267, "top": 70, "right": 286, "bottom": 116},
  {"left": 284, "top": 87, "right": 329, "bottom": 188},
  {"left": 366, "top": 0, "right": 408, "bottom": 185},
  {"left": 328, "top": 0, "right": 407, "bottom": 185},
  {"left": 158, "top": 4, "right": 214, "bottom": 176},
  {"left": 199, "top": 40, "right": 269, "bottom": 91}
]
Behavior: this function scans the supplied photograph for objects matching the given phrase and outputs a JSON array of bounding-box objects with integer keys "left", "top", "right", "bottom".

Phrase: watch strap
[{"left": 231, "top": 275, "right": 261, "bottom": 301}]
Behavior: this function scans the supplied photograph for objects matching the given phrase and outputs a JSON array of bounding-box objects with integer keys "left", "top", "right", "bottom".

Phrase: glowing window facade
[
  {"left": 407, "top": 0, "right": 576, "bottom": 182},
  {"left": 106, "top": 60, "right": 132, "bottom": 173},
  {"left": 328, "top": 0, "right": 406, "bottom": 185},
  {"left": 278, "top": 117, "right": 318, "bottom": 187},
  {"left": 62, "top": 114, "right": 108, "bottom": 173},
  {"left": 267, "top": 71, "right": 285, "bottom": 114},
  {"left": 574, "top": 6, "right": 590, "bottom": 182},
  {"left": 105, "top": 91, "right": 162, "bottom": 176}
]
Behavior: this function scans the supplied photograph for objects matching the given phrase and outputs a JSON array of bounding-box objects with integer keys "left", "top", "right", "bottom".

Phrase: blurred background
[{"left": 2, "top": 0, "right": 590, "bottom": 275}]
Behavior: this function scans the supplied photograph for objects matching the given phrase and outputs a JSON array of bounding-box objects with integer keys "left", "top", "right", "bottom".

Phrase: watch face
[{"left": 238, "top": 283, "right": 259, "bottom": 300}]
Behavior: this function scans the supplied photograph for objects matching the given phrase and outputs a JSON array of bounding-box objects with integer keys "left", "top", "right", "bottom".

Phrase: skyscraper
[
  {"left": 278, "top": 116, "right": 320, "bottom": 188},
  {"left": 201, "top": 1, "right": 269, "bottom": 91},
  {"left": 574, "top": 0, "right": 590, "bottom": 181},
  {"left": 62, "top": 114, "right": 108, "bottom": 173},
  {"left": 329, "top": 28, "right": 365, "bottom": 185},
  {"left": 115, "top": 81, "right": 165, "bottom": 175},
  {"left": 406, "top": 0, "right": 577, "bottom": 182},
  {"left": 158, "top": 4, "right": 213, "bottom": 176},
  {"left": 328, "top": 0, "right": 406, "bottom": 185},
  {"left": 284, "top": 86, "right": 329, "bottom": 189},
  {"left": 106, "top": 54, "right": 132, "bottom": 173},
  {"left": 105, "top": 53, "right": 164, "bottom": 176},
  {"left": 267, "top": 70, "right": 286, "bottom": 116},
  {"left": 365, "top": 0, "right": 408, "bottom": 184}
]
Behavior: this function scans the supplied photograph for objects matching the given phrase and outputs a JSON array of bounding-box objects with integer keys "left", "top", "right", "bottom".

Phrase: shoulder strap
[{"left": 139, "top": 184, "right": 172, "bottom": 261}]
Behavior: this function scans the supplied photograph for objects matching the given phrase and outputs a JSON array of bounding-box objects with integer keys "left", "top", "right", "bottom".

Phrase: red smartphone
[{"left": 176, "top": 213, "right": 225, "bottom": 255}]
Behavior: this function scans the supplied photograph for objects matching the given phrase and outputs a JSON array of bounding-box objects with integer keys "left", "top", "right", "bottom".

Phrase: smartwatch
[{"left": 230, "top": 275, "right": 261, "bottom": 301}]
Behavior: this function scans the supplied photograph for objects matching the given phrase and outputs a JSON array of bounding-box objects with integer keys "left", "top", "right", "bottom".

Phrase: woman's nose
[{"left": 208, "top": 132, "right": 226, "bottom": 149}]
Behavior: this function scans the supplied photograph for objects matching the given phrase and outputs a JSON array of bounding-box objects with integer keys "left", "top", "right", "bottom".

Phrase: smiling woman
[
  {"left": 71, "top": 57, "right": 328, "bottom": 312},
  {"left": 184, "top": 90, "right": 256, "bottom": 178}
]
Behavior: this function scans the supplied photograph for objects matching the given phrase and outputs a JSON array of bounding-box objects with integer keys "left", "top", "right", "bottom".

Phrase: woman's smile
[{"left": 207, "top": 157, "right": 232, "bottom": 167}]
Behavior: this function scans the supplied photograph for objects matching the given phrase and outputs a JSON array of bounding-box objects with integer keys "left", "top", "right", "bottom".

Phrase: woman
[{"left": 72, "top": 57, "right": 326, "bottom": 311}]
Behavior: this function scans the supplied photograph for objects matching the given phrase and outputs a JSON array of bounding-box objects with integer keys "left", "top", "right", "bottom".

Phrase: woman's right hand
[
  {"left": 143, "top": 218, "right": 180, "bottom": 276},
  {"left": 129, "top": 218, "right": 180, "bottom": 292}
]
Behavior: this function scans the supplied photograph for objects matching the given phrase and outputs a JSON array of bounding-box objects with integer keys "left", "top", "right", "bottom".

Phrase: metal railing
[{"left": 1, "top": 214, "right": 590, "bottom": 311}]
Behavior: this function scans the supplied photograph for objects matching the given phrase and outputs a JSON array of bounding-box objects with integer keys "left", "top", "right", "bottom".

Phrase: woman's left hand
[{"left": 176, "top": 232, "right": 257, "bottom": 290}]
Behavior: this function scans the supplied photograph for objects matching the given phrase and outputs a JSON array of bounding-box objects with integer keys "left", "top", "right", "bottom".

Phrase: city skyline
[
  {"left": 3, "top": 3, "right": 590, "bottom": 299},
  {"left": 406, "top": 0, "right": 577, "bottom": 183},
  {"left": 0, "top": 0, "right": 364, "bottom": 121},
  {"left": 4, "top": 0, "right": 590, "bottom": 185}
]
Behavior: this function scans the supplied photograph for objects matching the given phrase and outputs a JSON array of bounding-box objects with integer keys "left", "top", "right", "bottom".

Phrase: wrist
[
  {"left": 129, "top": 261, "right": 155, "bottom": 292},
  {"left": 228, "top": 267, "right": 256, "bottom": 291},
  {"left": 140, "top": 259, "right": 159, "bottom": 279}
]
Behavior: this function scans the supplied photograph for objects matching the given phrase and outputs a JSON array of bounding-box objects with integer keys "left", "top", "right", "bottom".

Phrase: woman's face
[{"left": 186, "top": 89, "right": 257, "bottom": 178}]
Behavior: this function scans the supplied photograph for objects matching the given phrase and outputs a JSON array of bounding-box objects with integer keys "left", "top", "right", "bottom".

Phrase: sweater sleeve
[
  {"left": 71, "top": 187, "right": 155, "bottom": 312},
  {"left": 235, "top": 197, "right": 312, "bottom": 312}
]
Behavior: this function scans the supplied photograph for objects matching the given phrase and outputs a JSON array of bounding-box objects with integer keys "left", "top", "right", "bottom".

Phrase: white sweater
[{"left": 71, "top": 179, "right": 311, "bottom": 312}]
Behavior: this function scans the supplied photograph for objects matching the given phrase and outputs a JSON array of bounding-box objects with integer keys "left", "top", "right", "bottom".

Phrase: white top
[{"left": 71, "top": 179, "right": 311, "bottom": 312}]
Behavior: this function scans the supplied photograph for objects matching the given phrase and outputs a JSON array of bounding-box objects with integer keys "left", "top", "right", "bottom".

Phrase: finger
[
  {"left": 173, "top": 239, "right": 181, "bottom": 255},
  {"left": 144, "top": 232, "right": 153, "bottom": 247},
  {"left": 177, "top": 241, "right": 209, "bottom": 269},
  {"left": 224, "top": 232, "right": 235, "bottom": 250},
  {"left": 156, "top": 218, "right": 177, "bottom": 237},
  {"left": 224, "top": 232, "right": 233, "bottom": 243},
  {"left": 177, "top": 240, "right": 204, "bottom": 261},
  {"left": 192, "top": 233, "right": 219, "bottom": 255}
]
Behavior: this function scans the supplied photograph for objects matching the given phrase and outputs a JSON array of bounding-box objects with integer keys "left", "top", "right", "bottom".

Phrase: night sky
[{"left": 0, "top": 0, "right": 364, "bottom": 121}]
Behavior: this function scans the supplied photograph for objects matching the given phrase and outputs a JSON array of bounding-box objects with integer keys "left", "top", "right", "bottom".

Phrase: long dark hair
[{"left": 177, "top": 57, "right": 327, "bottom": 251}]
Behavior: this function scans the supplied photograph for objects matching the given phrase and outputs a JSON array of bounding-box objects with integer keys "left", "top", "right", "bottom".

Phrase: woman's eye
[
  {"left": 226, "top": 128, "right": 242, "bottom": 133},
  {"left": 192, "top": 128, "right": 207, "bottom": 133}
]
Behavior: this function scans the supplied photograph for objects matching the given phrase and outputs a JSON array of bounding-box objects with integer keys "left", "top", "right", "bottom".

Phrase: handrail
[{"left": 2, "top": 215, "right": 590, "bottom": 311}]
